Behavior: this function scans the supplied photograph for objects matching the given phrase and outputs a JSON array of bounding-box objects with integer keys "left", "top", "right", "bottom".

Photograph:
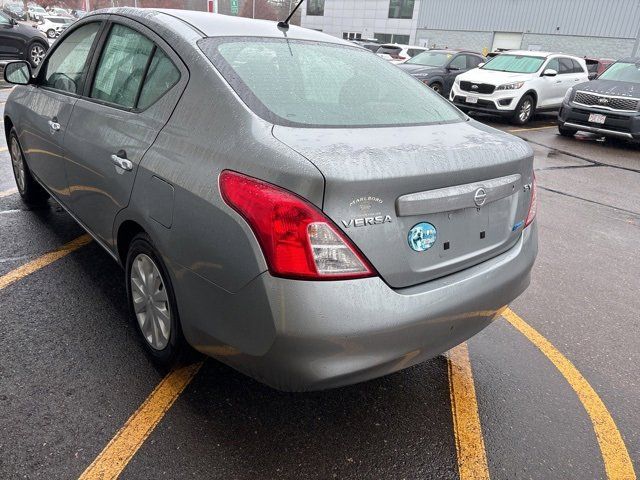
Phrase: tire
[
  {"left": 126, "top": 233, "right": 186, "bottom": 365},
  {"left": 8, "top": 128, "right": 49, "bottom": 205},
  {"left": 27, "top": 41, "right": 47, "bottom": 68},
  {"left": 46, "top": 29, "right": 56, "bottom": 38},
  {"left": 429, "top": 82, "right": 443, "bottom": 95},
  {"left": 558, "top": 125, "right": 577, "bottom": 137},
  {"left": 511, "top": 94, "right": 535, "bottom": 125}
]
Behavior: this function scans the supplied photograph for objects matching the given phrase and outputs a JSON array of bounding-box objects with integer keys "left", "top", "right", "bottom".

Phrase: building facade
[
  {"left": 415, "top": 0, "right": 640, "bottom": 58},
  {"left": 301, "top": 0, "right": 422, "bottom": 45}
]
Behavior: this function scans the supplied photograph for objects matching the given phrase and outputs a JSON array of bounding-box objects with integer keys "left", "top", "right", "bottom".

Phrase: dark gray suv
[
  {"left": 0, "top": 10, "right": 48, "bottom": 67},
  {"left": 3, "top": 9, "right": 537, "bottom": 391}
]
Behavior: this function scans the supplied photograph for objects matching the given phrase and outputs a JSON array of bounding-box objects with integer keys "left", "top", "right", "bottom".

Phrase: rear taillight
[
  {"left": 525, "top": 174, "right": 537, "bottom": 227},
  {"left": 219, "top": 171, "right": 375, "bottom": 281}
]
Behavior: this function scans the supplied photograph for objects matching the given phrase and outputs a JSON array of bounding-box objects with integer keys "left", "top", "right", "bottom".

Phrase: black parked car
[
  {"left": 397, "top": 49, "right": 485, "bottom": 96},
  {"left": 0, "top": 10, "right": 48, "bottom": 67},
  {"left": 3, "top": 3, "right": 27, "bottom": 21},
  {"left": 559, "top": 57, "right": 640, "bottom": 141}
]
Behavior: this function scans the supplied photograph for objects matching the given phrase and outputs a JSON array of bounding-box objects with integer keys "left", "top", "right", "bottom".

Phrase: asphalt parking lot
[{"left": 1, "top": 87, "right": 638, "bottom": 479}]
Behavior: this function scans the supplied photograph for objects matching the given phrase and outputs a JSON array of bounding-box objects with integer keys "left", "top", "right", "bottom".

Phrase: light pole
[{"left": 252, "top": 0, "right": 255, "bottom": 18}]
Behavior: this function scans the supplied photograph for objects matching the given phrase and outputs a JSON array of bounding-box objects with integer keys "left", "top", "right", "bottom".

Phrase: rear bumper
[
  {"left": 180, "top": 223, "right": 538, "bottom": 391},
  {"left": 558, "top": 103, "right": 640, "bottom": 140}
]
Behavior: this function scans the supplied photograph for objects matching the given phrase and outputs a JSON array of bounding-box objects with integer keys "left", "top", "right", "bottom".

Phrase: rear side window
[
  {"left": 42, "top": 22, "right": 100, "bottom": 94},
  {"left": 90, "top": 24, "right": 179, "bottom": 110},
  {"left": 571, "top": 59, "right": 585, "bottom": 73},
  {"left": 199, "top": 37, "right": 463, "bottom": 128},
  {"left": 137, "top": 48, "right": 180, "bottom": 109},
  {"left": 91, "top": 24, "right": 154, "bottom": 108}
]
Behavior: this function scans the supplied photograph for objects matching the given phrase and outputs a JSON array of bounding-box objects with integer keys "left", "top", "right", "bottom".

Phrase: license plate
[
  {"left": 589, "top": 113, "right": 606, "bottom": 124},
  {"left": 465, "top": 96, "right": 478, "bottom": 104}
]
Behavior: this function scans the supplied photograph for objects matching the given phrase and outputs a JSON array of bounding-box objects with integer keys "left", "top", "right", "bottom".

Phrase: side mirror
[
  {"left": 543, "top": 68, "right": 558, "bottom": 77},
  {"left": 4, "top": 60, "right": 32, "bottom": 85},
  {"left": 10, "top": 18, "right": 17, "bottom": 25},
  {"left": 448, "top": 65, "right": 460, "bottom": 71}
]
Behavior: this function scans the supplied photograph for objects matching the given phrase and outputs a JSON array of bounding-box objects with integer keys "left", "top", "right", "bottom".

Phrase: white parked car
[
  {"left": 376, "top": 44, "right": 428, "bottom": 64},
  {"left": 37, "top": 15, "right": 70, "bottom": 38},
  {"left": 450, "top": 51, "right": 589, "bottom": 124},
  {"left": 27, "top": 5, "right": 46, "bottom": 21},
  {"left": 48, "top": 7, "right": 71, "bottom": 16}
]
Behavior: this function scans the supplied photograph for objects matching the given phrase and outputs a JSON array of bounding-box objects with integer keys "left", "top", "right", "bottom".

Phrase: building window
[
  {"left": 374, "top": 33, "right": 409, "bottom": 44},
  {"left": 388, "top": 0, "right": 415, "bottom": 19},
  {"left": 343, "top": 32, "right": 362, "bottom": 40},
  {"left": 307, "top": 0, "right": 324, "bottom": 16}
]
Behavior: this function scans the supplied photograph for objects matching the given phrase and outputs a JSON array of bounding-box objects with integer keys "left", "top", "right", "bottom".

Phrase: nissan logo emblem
[{"left": 474, "top": 187, "right": 487, "bottom": 207}]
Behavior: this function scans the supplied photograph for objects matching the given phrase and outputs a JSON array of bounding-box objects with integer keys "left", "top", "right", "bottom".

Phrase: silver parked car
[{"left": 3, "top": 8, "right": 538, "bottom": 391}]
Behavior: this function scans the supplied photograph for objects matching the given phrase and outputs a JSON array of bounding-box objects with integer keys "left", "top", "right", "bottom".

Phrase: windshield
[
  {"left": 482, "top": 55, "right": 545, "bottom": 73},
  {"left": 406, "top": 51, "right": 452, "bottom": 67},
  {"left": 199, "top": 38, "right": 463, "bottom": 128},
  {"left": 598, "top": 62, "right": 640, "bottom": 83}
]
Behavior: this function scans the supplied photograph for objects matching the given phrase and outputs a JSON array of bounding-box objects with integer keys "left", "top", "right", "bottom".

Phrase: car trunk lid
[{"left": 272, "top": 120, "right": 534, "bottom": 289}]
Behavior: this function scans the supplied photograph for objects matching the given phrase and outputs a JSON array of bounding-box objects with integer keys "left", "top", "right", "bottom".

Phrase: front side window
[
  {"left": 599, "top": 62, "right": 640, "bottom": 83},
  {"left": 199, "top": 38, "right": 463, "bottom": 128},
  {"left": 90, "top": 24, "right": 154, "bottom": 108},
  {"left": 389, "top": 0, "right": 415, "bottom": 19},
  {"left": 482, "top": 54, "right": 545, "bottom": 74},
  {"left": 466, "top": 55, "right": 483, "bottom": 68},
  {"left": 307, "top": 0, "right": 324, "bottom": 16},
  {"left": 558, "top": 58, "right": 574, "bottom": 74},
  {"left": 449, "top": 55, "right": 467, "bottom": 70},
  {"left": 42, "top": 22, "right": 100, "bottom": 94}
]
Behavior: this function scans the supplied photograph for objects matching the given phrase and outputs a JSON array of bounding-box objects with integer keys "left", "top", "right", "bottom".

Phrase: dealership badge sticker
[{"left": 408, "top": 222, "right": 437, "bottom": 252}]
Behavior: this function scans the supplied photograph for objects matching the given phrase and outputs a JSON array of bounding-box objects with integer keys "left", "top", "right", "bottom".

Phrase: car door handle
[
  {"left": 48, "top": 120, "right": 60, "bottom": 132},
  {"left": 111, "top": 154, "right": 133, "bottom": 171}
]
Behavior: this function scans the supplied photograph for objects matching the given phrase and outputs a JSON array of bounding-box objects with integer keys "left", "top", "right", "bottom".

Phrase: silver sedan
[{"left": 3, "top": 8, "right": 537, "bottom": 391}]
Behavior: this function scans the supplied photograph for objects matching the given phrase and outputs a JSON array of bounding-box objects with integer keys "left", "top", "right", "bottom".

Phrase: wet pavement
[{"left": 1, "top": 95, "right": 638, "bottom": 479}]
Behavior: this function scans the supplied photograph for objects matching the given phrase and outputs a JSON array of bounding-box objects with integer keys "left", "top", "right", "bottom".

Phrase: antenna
[{"left": 277, "top": 0, "right": 304, "bottom": 30}]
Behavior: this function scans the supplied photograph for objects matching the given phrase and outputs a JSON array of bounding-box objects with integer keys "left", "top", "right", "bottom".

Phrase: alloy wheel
[
  {"left": 10, "top": 136, "right": 26, "bottom": 193},
  {"left": 130, "top": 253, "right": 172, "bottom": 350},
  {"left": 431, "top": 83, "right": 441, "bottom": 94},
  {"left": 519, "top": 99, "right": 532, "bottom": 122},
  {"left": 30, "top": 44, "right": 46, "bottom": 65}
]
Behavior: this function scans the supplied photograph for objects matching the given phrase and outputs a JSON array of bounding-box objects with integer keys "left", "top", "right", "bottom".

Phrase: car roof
[
  {"left": 428, "top": 49, "right": 483, "bottom": 55},
  {"left": 379, "top": 43, "right": 425, "bottom": 49},
  {"left": 618, "top": 57, "right": 640, "bottom": 64},
  {"left": 92, "top": 8, "right": 353, "bottom": 46},
  {"left": 502, "top": 50, "right": 583, "bottom": 60}
]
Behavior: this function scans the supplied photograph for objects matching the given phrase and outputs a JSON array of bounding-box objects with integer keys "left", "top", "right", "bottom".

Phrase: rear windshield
[
  {"left": 406, "top": 51, "right": 452, "bottom": 67},
  {"left": 598, "top": 62, "right": 640, "bottom": 83},
  {"left": 199, "top": 37, "right": 463, "bottom": 128},
  {"left": 482, "top": 54, "right": 545, "bottom": 73}
]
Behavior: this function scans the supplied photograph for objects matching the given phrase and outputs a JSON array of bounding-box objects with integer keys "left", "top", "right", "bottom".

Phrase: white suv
[
  {"left": 450, "top": 51, "right": 588, "bottom": 124},
  {"left": 376, "top": 44, "right": 428, "bottom": 64}
]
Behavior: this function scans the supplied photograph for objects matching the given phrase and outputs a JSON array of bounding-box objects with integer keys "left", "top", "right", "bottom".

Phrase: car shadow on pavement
[{"left": 127, "top": 356, "right": 460, "bottom": 479}]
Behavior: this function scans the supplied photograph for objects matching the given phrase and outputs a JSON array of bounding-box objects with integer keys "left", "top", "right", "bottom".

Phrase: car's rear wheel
[
  {"left": 27, "top": 41, "right": 47, "bottom": 67},
  {"left": 511, "top": 94, "right": 535, "bottom": 125},
  {"left": 126, "top": 234, "right": 185, "bottom": 365},
  {"left": 558, "top": 125, "right": 577, "bottom": 137},
  {"left": 9, "top": 128, "right": 49, "bottom": 204},
  {"left": 46, "top": 29, "right": 56, "bottom": 38}
]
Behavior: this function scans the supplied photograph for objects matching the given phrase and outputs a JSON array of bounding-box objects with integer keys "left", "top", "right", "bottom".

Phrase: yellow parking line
[
  {"left": 503, "top": 308, "right": 636, "bottom": 480},
  {"left": 78, "top": 362, "right": 203, "bottom": 480},
  {"left": 447, "top": 343, "right": 491, "bottom": 480},
  {"left": 0, "top": 234, "right": 92, "bottom": 291},
  {"left": 508, "top": 125, "right": 557, "bottom": 133},
  {"left": 0, "top": 186, "right": 18, "bottom": 198}
]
